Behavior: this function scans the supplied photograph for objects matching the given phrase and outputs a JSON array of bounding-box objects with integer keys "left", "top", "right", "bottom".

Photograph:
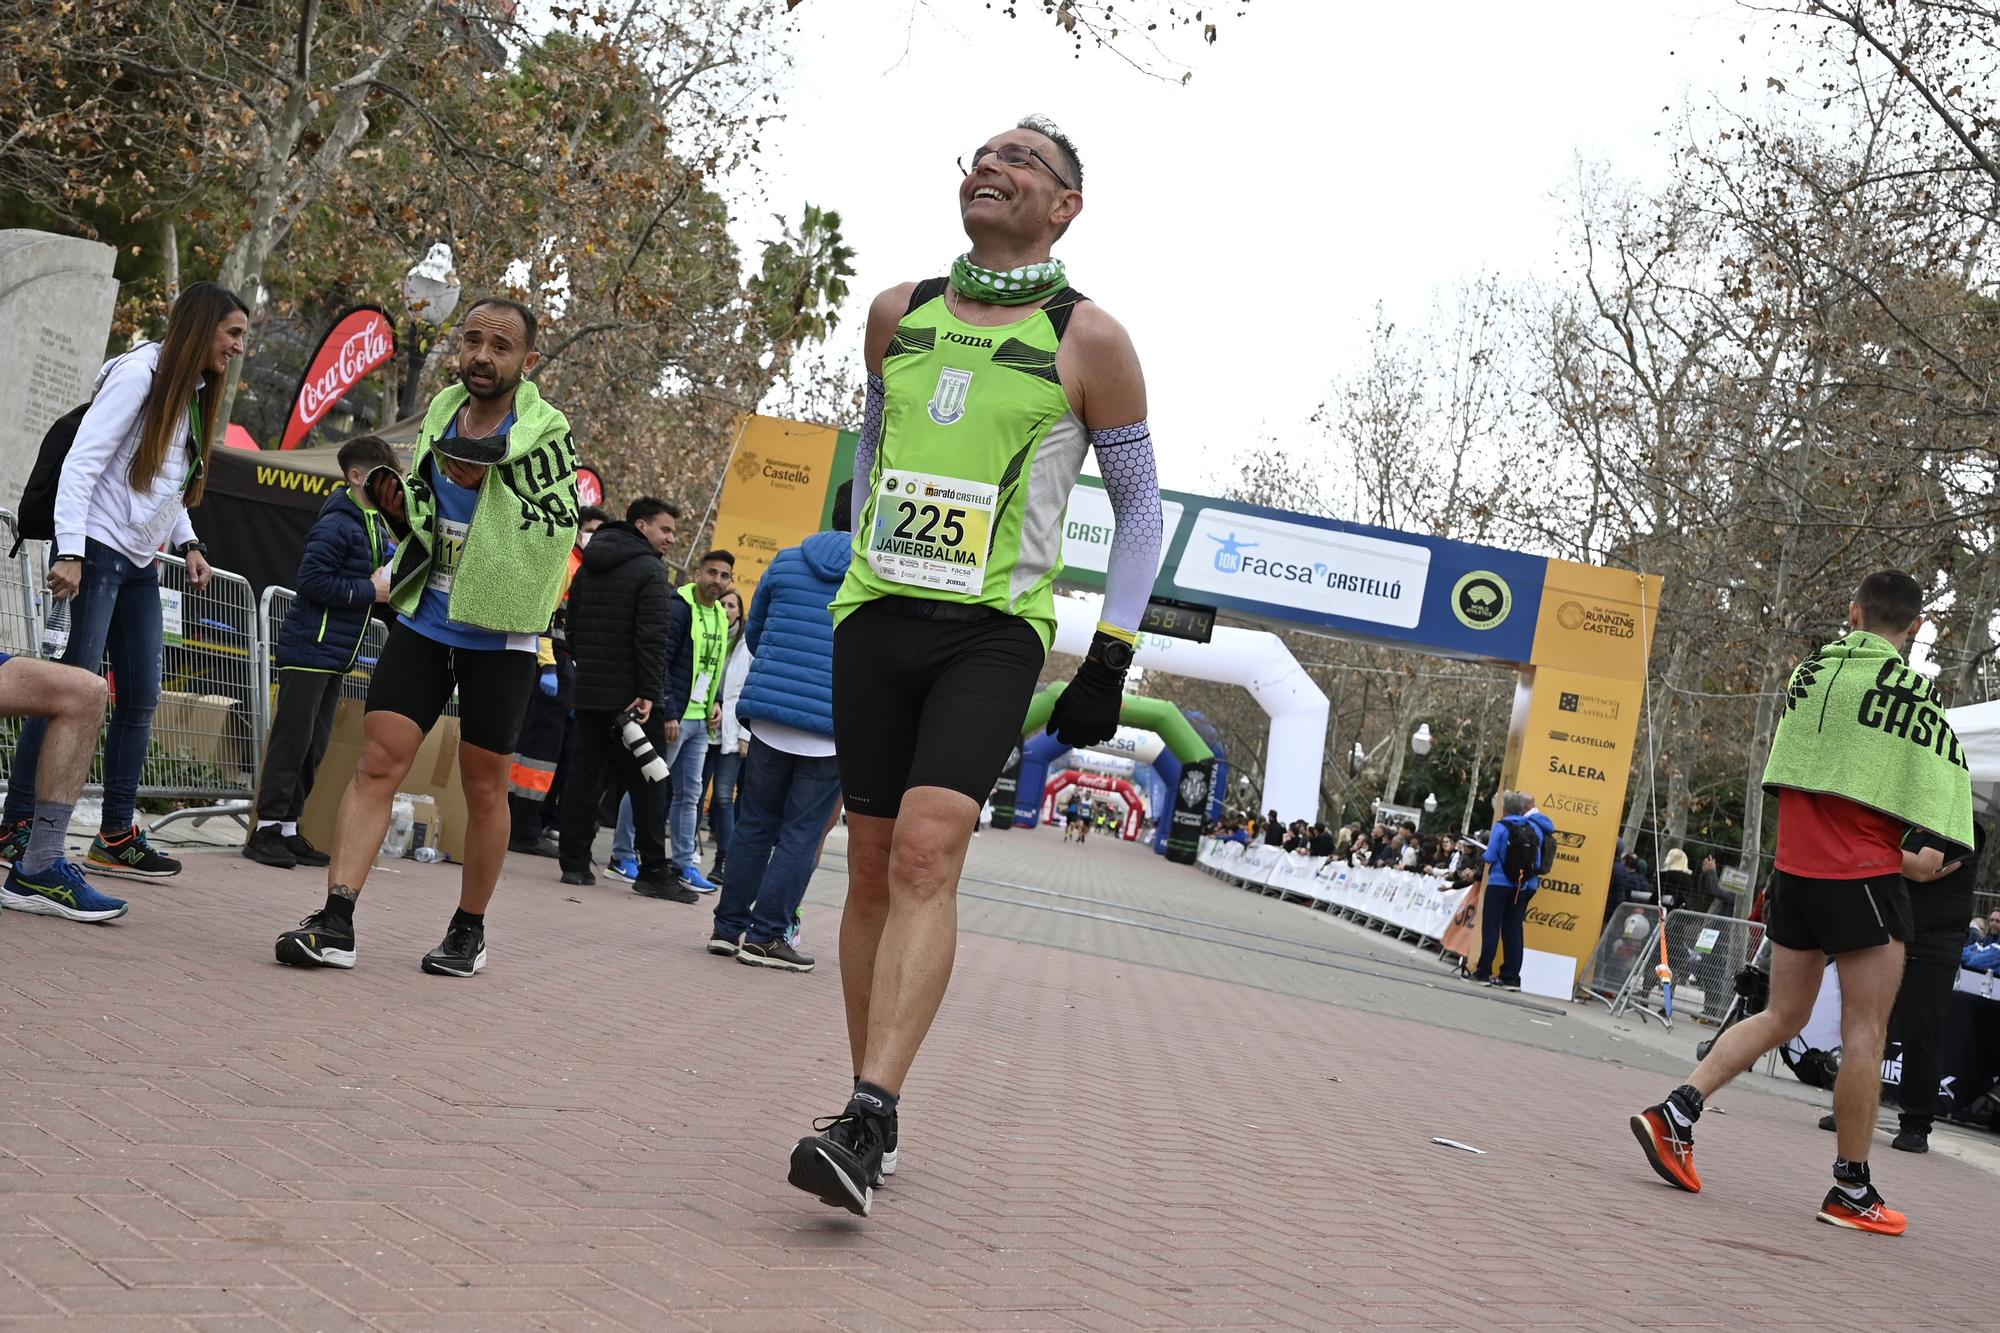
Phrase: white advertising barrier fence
[{"left": 1196, "top": 839, "right": 1472, "bottom": 947}]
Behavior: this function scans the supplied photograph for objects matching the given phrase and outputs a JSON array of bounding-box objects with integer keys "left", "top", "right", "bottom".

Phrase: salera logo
[
  {"left": 1547, "top": 757, "right": 1608, "bottom": 782},
  {"left": 1451, "top": 571, "right": 1512, "bottom": 630},
  {"left": 928, "top": 366, "right": 974, "bottom": 425}
]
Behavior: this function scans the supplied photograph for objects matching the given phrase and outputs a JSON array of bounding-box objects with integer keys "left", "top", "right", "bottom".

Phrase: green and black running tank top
[{"left": 831, "top": 277, "right": 1089, "bottom": 650}]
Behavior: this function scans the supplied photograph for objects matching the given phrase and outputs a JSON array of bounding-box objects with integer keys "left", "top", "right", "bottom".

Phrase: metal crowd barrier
[
  {"left": 0, "top": 524, "right": 265, "bottom": 833},
  {"left": 0, "top": 509, "right": 42, "bottom": 658},
  {"left": 1606, "top": 909, "right": 1765, "bottom": 1032},
  {"left": 1194, "top": 837, "right": 1471, "bottom": 952},
  {"left": 258, "top": 584, "right": 456, "bottom": 722},
  {"left": 1577, "top": 902, "right": 1665, "bottom": 1009}
]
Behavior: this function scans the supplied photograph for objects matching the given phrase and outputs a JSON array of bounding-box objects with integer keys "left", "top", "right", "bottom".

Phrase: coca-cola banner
[{"left": 280, "top": 306, "right": 397, "bottom": 451}]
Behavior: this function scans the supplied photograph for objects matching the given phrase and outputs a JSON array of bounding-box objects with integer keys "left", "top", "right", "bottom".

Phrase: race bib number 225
[{"left": 867, "top": 469, "right": 998, "bottom": 596}]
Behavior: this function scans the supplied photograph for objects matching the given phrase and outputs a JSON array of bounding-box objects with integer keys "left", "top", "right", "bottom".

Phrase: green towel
[
  {"left": 387, "top": 381, "right": 581, "bottom": 636},
  {"left": 1763, "top": 629, "right": 1973, "bottom": 853}
]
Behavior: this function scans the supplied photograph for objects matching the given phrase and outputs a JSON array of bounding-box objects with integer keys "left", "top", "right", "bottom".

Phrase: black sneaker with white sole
[
  {"left": 88, "top": 826, "right": 181, "bottom": 879},
  {"left": 707, "top": 936, "right": 740, "bottom": 956},
  {"left": 738, "top": 939, "right": 814, "bottom": 972},
  {"left": 788, "top": 1107, "right": 888, "bottom": 1217},
  {"left": 879, "top": 1110, "right": 899, "bottom": 1184},
  {"left": 420, "top": 921, "right": 487, "bottom": 977},
  {"left": 275, "top": 910, "right": 357, "bottom": 968}
]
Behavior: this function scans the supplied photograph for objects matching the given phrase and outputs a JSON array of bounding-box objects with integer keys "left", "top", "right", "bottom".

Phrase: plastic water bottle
[
  {"left": 381, "top": 795, "right": 415, "bottom": 859},
  {"left": 40, "top": 594, "right": 69, "bottom": 660},
  {"left": 411, "top": 847, "right": 445, "bottom": 863}
]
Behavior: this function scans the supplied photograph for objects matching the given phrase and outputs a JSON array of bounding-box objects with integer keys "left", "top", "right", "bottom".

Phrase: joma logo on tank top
[{"left": 928, "top": 367, "right": 973, "bottom": 425}]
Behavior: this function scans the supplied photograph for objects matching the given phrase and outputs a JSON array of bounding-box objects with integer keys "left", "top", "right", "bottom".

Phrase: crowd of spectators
[{"left": 1206, "top": 812, "right": 1485, "bottom": 884}]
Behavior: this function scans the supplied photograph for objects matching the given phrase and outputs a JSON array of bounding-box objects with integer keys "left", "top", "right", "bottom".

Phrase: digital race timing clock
[{"left": 1138, "top": 596, "right": 1217, "bottom": 644}]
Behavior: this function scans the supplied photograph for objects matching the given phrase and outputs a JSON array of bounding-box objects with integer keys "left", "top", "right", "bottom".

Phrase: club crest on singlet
[{"left": 927, "top": 367, "right": 973, "bottom": 425}]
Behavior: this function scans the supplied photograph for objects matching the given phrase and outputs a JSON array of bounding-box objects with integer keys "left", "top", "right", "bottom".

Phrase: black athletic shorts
[
  {"left": 832, "top": 597, "right": 1045, "bottom": 817},
  {"left": 365, "top": 620, "right": 537, "bottom": 754},
  {"left": 1764, "top": 869, "right": 1914, "bottom": 956}
]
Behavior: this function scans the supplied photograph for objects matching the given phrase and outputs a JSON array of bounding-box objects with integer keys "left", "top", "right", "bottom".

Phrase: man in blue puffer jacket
[
  {"left": 244, "top": 435, "right": 399, "bottom": 869},
  {"left": 708, "top": 484, "right": 852, "bottom": 972}
]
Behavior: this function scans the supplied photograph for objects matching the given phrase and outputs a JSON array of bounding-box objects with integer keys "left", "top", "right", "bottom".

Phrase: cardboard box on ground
[
  {"left": 155, "top": 691, "right": 256, "bottom": 776},
  {"left": 289, "top": 699, "right": 470, "bottom": 862}
]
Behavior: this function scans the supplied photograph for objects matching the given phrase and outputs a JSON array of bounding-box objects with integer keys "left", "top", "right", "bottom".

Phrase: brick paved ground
[{"left": 1, "top": 826, "right": 1992, "bottom": 1331}]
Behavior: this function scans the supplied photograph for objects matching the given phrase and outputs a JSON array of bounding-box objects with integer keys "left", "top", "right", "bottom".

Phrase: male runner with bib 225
[{"left": 789, "top": 116, "right": 1164, "bottom": 1217}]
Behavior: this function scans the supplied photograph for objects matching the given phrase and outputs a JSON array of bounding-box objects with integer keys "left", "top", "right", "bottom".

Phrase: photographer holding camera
[{"left": 556, "top": 496, "right": 693, "bottom": 901}]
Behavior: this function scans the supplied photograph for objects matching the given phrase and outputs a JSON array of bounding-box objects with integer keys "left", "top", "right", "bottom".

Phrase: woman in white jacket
[{"left": 2, "top": 281, "right": 247, "bottom": 882}]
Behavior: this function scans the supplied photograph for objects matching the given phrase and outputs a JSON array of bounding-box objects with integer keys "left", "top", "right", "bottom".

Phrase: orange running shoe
[
  {"left": 1630, "top": 1105, "right": 1702, "bottom": 1192},
  {"left": 1817, "top": 1184, "right": 1906, "bottom": 1236}
]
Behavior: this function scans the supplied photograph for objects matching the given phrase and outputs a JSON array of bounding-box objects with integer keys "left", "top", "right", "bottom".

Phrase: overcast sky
[{"left": 729, "top": 0, "right": 1763, "bottom": 494}]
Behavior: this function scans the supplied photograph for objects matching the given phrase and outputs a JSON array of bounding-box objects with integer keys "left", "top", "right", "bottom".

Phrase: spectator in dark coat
[
  {"left": 1659, "top": 848, "right": 1695, "bottom": 912},
  {"left": 556, "top": 497, "right": 687, "bottom": 898},
  {"left": 245, "top": 434, "right": 399, "bottom": 870}
]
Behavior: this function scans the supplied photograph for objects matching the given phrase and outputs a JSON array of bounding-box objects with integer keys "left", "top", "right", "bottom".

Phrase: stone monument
[{"left": 0, "top": 230, "right": 119, "bottom": 652}]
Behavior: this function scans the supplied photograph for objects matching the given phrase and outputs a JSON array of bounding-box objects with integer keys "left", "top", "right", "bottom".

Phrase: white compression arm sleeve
[
  {"left": 850, "top": 373, "right": 885, "bottom": 532},
  {"left": 1090, "top": 420, "right": 1163, "bottom": 634}
]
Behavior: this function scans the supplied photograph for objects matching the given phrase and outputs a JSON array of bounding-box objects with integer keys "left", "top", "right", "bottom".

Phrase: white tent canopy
[{"left": 1946, "top": 699, "right": 2000, "bottom": 812}]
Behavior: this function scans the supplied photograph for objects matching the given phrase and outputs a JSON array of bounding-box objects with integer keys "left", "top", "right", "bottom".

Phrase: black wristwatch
[
  {"left": 177, "top": 540, "right": 207, "bottom": 558},
  {"left": 1093, "top": 633, "right": 1135, "bottom": 674}
]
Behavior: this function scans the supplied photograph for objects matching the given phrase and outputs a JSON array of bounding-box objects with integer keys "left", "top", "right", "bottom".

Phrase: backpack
[
  {"left": 1501, "top": 816, "right": 1542, "bottom": 885},
  {"left": 12, "top": 401, "right": 91, "bottom": 555}
]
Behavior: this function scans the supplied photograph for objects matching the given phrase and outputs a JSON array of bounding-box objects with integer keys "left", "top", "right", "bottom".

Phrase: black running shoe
[
  {"left": 707, "top": 936, "right": 740, "bottom": 956},
  {"left": 0, "top": 818, "right": 30, "bottom": 864},
  {"left": 275, "top": 910, "right": 357, "bottom": 969},
  {"left": 560, "top": 868, "right": 596, "bottom": 886},
  {"left": 789, "top": 1107, "right": 888, "bottom": 1217},
  {"left": 284, "top": 832, "right": 331, "bottom": 867},
  {"left": 421, "top": 921, "right": 486, "bottom": 977},
  {"left": 879, "top": 1110, "right": 899, "bottom": 1184},
  {"left": 88, "top": 826, "right": 181, "bottom": 879},
  {"left": 634, "top": 875, "right": 699, "bottom": 904},
  {"left": 243, "top": 826, "right": 297, "bottom": 869}
]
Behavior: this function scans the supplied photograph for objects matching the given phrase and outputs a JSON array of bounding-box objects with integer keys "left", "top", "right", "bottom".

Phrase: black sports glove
[{"left": 1045, "top": 631, "right": 1130, "bottom": 747}]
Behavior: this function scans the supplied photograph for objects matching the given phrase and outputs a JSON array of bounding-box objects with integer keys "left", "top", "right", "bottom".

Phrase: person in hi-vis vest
[{"left": 653, "top": 549, "right": 734, "bottom": 894}]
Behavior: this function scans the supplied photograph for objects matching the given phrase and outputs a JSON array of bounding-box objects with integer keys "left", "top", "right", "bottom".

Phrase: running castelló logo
[{"left": 928, "top": 367, "right": 973, "bottom": 425}]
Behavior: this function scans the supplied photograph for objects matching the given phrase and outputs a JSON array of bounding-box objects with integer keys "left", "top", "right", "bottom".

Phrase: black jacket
[
  {"left": 275, "top": 491, "right": 390, "bottom": 672},
  {"left": 565, "top": 524, "right": 675, "bottom": 714}
]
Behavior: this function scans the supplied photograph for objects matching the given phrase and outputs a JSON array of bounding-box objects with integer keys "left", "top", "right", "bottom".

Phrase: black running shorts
[
  {"left": 365, "top": 620, "right": 537, "bottom": 755},
  {"left": 1763, "top": 869, "right": 1913, "bottom": 956},
  {"left": 832, "top": 597, "right": 1045, "bottom": 817}
]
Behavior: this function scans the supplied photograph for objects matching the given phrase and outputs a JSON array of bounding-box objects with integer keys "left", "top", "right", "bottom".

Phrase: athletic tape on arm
[
  {"left": 1091, "top": 420, "right": 1163, "bottom": 634},
  {"left": 850, "top": 374, "right": 885, "bottom": 531}
]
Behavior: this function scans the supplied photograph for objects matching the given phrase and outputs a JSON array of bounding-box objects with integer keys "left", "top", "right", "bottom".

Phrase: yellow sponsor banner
[
  {"left": 711, "top": 415, "right": 841, "bottom": 602},
  {"left": 1530, "top": 560, "right": 1662, "bottom": 682},
  {"left": 1514, "top": 664, "right": 1645, "bottom": 983}
]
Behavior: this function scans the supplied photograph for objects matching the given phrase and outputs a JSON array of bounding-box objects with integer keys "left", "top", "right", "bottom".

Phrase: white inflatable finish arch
[{"left": 1051, "top": 597, "right": 1329, "bottom": 821}]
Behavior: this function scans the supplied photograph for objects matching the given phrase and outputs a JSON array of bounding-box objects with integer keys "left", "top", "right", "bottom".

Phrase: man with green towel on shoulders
[
  {"left": 272, "top": 297, "right": 580, "bottom": 980},
  {"left": 1628, "top": 570, "right": 1973, "bottom": 1237}
]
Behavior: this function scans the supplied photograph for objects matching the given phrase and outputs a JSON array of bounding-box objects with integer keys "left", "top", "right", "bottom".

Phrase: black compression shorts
[
  {"left": 1764, "top": 869, "right": 1913, "bottom": 956},
  {"left": 365, "top": 620, "right": 537, "bottom": 754},
  {"left": 832, "top": 597, "right": 1044, "bottom": 817}
]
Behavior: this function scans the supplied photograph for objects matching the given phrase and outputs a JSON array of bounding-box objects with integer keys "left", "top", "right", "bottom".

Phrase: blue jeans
[
  {"left": 659, "top": 717, "right": 709, "bottom": 869},
  {"left": 4, "top": 539, "right": 163, "bottom": 832},
  {"left": 710, "top": 746, "right": 741, "bottom": 858},
  {"left": 611, "top": 794, "right": 635, "bottom": 866},
  {"left": 711, "top": 735, "right": 843, "bottom": 943},
  {"left": 1475, "top": 882, "right": 1535, "bottom": 984}
]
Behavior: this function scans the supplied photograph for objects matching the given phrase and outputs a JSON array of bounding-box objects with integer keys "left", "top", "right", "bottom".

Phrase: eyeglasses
[{"left": 959, "top": 143, "right": 1075, "bottom": 192}]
